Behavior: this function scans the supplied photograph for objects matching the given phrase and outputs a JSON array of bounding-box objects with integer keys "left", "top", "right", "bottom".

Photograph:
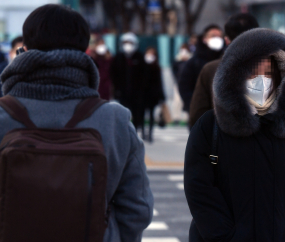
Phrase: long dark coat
[
  {"left": 184, "top": 29, "right": 285, "bottom": 242},
  {"left": 144, "top": 63, "right": 165, "bottom": 109},
  {"left": 178, "top": 37, "right": 223, "bottom": 112},
  {"left": 110, "top": 51, "right": 145, "bottom": 107},
  {"left": 92, "top": 55, "right": 112, "bottom": 100}
]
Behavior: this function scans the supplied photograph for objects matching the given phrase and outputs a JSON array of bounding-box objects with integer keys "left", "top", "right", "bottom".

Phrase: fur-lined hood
[{"left": 213, "top": 28, "right": 285, "bottom": 138}]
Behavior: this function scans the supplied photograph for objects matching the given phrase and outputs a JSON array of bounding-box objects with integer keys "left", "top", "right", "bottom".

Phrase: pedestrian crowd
[{"left": 1, "top": 3, "right": 285, "bottom": 242}]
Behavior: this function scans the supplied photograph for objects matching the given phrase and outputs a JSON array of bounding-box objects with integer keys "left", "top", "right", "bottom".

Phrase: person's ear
[
  {"left": 224, "top": 36, "right": 231, "bottom": 46},
  {"left": 23, "top": 46, "right": 28, "bottom": 51}
]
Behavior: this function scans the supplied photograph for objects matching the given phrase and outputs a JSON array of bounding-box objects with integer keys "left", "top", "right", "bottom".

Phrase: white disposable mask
[
  {"left": 179, "top": 49, "right": 191, "bottom": 59},
  {"left": 122, "top": 43, "right": 135, "bottom": 54},
  {"left": 207, "top": 37, "right": 224, "bottom": 51},
  {"left": 246, "top": 75, "right": 273, "bottom": 106},
  {"left": 96, "top": 44, "right": 107, "bottom": 55},
  {"left": 145, "top": 54, "right": 156, "bottom": 64}
]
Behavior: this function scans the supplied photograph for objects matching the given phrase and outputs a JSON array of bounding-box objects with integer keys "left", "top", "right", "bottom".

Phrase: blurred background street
[
  {"left": 1, "top": 0, "right": 285, "bottom": 241},
  {"left": 144, "top": 126, "right": 187, "bottom": 168},
  {"left": 143, "top": 171, "right": 191, "bottom": 242},
  {"left": 142, "top": 125, "right": 189, "bottom": 242}
]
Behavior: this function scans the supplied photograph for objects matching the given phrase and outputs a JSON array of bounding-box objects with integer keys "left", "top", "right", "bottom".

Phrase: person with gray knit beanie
[{"left": 0, "top": 4, "right": 153, "bottom": 242}]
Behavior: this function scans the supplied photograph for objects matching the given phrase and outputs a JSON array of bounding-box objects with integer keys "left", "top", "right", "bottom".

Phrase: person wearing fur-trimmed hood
[{"left": 184, "top": 28, "right": 285, "bottom": 242}]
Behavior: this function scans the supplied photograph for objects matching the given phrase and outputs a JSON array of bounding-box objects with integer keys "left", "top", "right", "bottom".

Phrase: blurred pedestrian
[
  {"left": 189, "top": 13, "right": 259, "bottom": 128},
  {"left": 86, "top": 33, "right": 97, "bottom": 60},
  {"left": 172, "top": 43, "right": 191, "bottom": 124},
  {"left": 9, "top": 36, "right": 23, "bottom": 62},
  {"left": 0, "top": 50, "right": 8, "bottom": 97},
  {"left": 184, "top": 28, "right": 285, "bottom": 242},
  {"left": 90, "top": 37, "right": 112, "bottom": 100},
  {"left": 179, "top": 25, "right": 224, "bottom": 116},
  {"left": 110, "top": 32, "right": 146, "bottom": 130},
  {"left": 0, "top": 4, "right": 153, "bottom": 242},
  {"left": 172, "top": 43, "right": 192, "bottom": 83},
  {"left": 0, "top": 51, "right": 8, "bottom": 73},
  {"left": 188, "top": 33, "right": 197, "bottom": 54},
  {"left": 143, "top": 47, "right": 165, "bottom": 142}
]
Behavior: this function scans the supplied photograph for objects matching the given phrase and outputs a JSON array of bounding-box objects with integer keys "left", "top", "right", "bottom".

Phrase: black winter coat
[
  {"left": 144, "top": 63, "right": 165, "bottom": 108},
  {"left": 178, "top": 37, "right": 223, "bottom": 112},
  {"left": 185, "top": 110, "right": 285, "bottom": 242},
  {"left": 184, "top": 29, "right": 285, "bottom": 242},
  {"left": 110, "top": 51, "right": 145, "bottom": 106}
]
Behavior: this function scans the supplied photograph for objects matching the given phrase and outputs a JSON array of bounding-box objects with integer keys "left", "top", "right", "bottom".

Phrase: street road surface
[
  {"left": 142, "top": 126, "right": 191, "bottom": 242},
  {"left": 142, "top": 170, "right": 192, "bottom": 242}
]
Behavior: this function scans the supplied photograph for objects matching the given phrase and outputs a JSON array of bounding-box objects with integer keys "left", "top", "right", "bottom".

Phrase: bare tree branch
[
  {"left": 183, "top": 0, "right": 207, "bottom": 34},
  {"left": 192, "top": 0, "right": 207, "bottom": 22},
  {"left": 102, "top": 0, "right": 118, "bottom": 32},
  {"left": 160, "top": 0, "right": 167, "bottom": 33},
  {"left": 134, "top": 0, "right": 149, "bottom": 33}
]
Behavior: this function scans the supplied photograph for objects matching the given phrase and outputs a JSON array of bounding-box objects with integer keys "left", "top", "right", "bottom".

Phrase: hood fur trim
[{"left": 213, "top": 28, "right": 285, "bottom": 138}]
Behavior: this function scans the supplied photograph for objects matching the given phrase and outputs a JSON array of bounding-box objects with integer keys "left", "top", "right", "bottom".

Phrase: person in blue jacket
[{"left": 0, "top": 4, "right": 153, "bottom": 242}]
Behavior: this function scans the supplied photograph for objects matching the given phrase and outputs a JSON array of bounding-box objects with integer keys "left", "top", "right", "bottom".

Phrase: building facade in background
[
  {"left": 238, "top": 0, "right": 285, "bottom": 33},
  {"left": 0, "top": 0, "right": 60, "bottom": 42},
  {"left": 0, "top": 0, "right": 284, "bottom": 44}
]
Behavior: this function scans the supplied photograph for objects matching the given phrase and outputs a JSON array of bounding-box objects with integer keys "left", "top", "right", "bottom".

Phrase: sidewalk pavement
[{"left": 143, "top": 126, "right": 189, "bottom": 170}]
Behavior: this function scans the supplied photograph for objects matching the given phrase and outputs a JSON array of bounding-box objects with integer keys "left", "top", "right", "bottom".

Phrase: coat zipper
[{"left": 84, "top": 162, "right": 94, "bottom": 242}]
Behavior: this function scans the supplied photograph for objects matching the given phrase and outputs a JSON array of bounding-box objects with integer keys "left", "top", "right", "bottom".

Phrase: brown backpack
[{"left": 0, "top": 95, "right": 108, "bottom": 242}]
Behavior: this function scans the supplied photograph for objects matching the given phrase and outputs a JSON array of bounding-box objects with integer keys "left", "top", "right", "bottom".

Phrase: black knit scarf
[{"left": 0, "top": 49, "right": 100, "bottom": 100}]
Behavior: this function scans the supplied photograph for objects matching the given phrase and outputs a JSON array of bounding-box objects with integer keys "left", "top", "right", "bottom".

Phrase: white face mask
[
  {"left": 207, "top": 37, "right": 224, "bottom": 51},
  {"left": 145, "top": 54, "right": 156, "bottom": 64},
  {"left": 179, "top": 49, "right": 191, "bottom": 59},
  {"left": 246, "top": 75, "right": 273, "bottom": 106},
  {"left": 122, "top": 43, "right": 136, "bottom": 54},
  {"left": 96, "top": 44, "right": 107, "bottom": 55}
]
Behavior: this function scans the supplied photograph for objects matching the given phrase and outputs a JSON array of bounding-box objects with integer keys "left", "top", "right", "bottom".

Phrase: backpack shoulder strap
[
  {"left": 0, "top": 95, "right": 37, "bottom": 129},
  {"left": 209, "top": 117, "right": 219, "bottom": 165},
  {"left": 65, "top": 97, "right": 108, "bottom": 128}
]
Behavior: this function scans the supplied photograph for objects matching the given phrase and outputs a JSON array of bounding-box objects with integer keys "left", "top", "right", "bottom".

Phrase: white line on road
[
  {"left": 167, "top": 174, "right": 183, "bottom": 181},
  {"left": 153, "top": 209, "right": 159, "bottom": 216},
  {"left": 142, "top": 238, "right": 181, "bottom": 242},
  {"left": 176, "top": 183, "right": 184, "bottom": 190},
  {"left": 158, "top": 136, "right": 179, "bottom": 142},
  {"left": 146, "top": 222, "right": 169, "bottom": 230}
]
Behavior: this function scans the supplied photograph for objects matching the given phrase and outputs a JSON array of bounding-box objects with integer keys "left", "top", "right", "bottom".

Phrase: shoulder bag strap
[
  {"left": 209, "top": 118, "right": 219, "bottom": 165},
  {"left": 0, "top": 95, "right": 37, "bottom": 129},
  {"left": 65, "top": 97, "right": 108, "bottom": 128}
]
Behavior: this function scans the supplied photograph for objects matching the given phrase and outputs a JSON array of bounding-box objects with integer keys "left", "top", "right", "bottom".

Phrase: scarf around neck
[
  {"left": 0, "top": 49, "right": 100, "bottom": 100},
  {"left": 246, "top": 91, "right": 277, "bottom": 116}
]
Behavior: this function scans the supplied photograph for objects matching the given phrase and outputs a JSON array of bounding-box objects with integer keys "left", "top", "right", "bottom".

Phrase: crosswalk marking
[
  {"left": 146, "top": 222, "right": 169, "bottom": 230},
  {"left": 176, "top": 183, "right": 184, "bottom": 190},
  {"left": 167, "top": 174, "right": 183, "bottom": 181},
  {"left": 153, "top": 209, "right": 159, "bottom": 216},
  {"left": 142, "top": 238, "right": 181, "bottom": 242},
  {"left": 157, "top": 135, "right": 179, "bottom": 142}
]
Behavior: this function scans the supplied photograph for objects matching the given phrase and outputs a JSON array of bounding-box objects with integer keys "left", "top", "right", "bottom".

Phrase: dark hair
[
  {"left": 225, "top": 13, "right": 259, "bottom": 41},
  {"left": 270, "top": 56, "right": 282, "bottom": 95},
  {"left": 145, "top": 47, "right": 159, "bottom": 65},
  {"left": 202, "top": 24, "right": 222, "bottom": 38},
  {"left": 11, "top": 36, "right": 23, "bottom": 49},
  {"left": 180, "top": 43, "right": 190, "bottom": 50},
  {"left": 23, "top": 4, "right": 90, "bottom": 52}
]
